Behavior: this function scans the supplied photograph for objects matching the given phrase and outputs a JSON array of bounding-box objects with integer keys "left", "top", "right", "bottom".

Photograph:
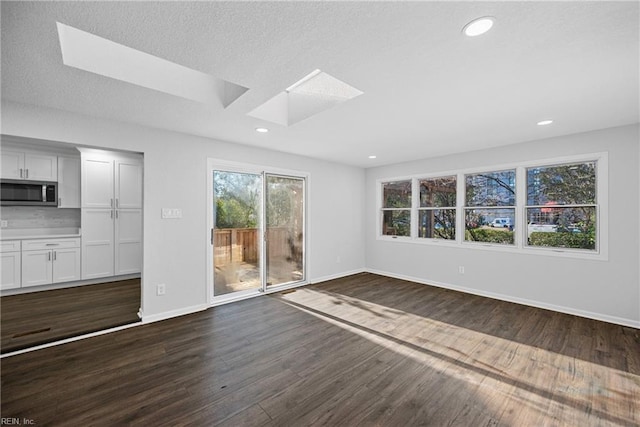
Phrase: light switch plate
[{"left": 161, "top": 208, "right": 182, "bottom": 219}]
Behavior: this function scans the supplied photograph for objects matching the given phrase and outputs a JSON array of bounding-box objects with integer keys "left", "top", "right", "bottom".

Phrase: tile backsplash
[{"left": 0, "top": 207, "right": 80, "bottom": 229}]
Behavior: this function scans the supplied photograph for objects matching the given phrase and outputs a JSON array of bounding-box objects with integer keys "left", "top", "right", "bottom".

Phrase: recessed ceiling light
[
  {"left": 368, "top": 155, "right": 377, "bottom": 159},
  {"left": 255, "top": 127, "right": 269, "bottom": 133},
  {"left": 537, "top": 120, "right": 553, "bottom": 126},
  {"left": 463, "top": 17, "right": 495, "bottom": 37}
]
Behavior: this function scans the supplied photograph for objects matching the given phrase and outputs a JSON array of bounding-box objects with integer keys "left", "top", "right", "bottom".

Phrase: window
[
  {"left": 464, "top": 170, "right": 516, "bottom": 245},
  {"left": 381, "top": 180, "right": 411, "bottom": 236},
  {"left": 377, "top": 153, "right": 605, "bottom": 259},
  {"left": 526, "top": 161, "right": 597, "bottom": 250},
  {"left": 418, "top": 176, "right": 456, "bottom": 240}
]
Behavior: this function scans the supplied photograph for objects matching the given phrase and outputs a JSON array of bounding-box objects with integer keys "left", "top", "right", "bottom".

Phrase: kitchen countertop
[{"left": 0, "top": 228, "right": 81, "bottom": 240}]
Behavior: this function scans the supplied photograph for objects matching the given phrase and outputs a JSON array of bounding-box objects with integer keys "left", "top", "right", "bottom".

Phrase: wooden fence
[{"left": 214, "top": 227, "right": 300, "bottom": 267}]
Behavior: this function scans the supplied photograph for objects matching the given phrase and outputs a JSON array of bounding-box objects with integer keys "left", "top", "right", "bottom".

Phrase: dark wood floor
[
  {"left": 1, "top": 279, "right": 141, "bottom": 353},
  {"left": 1, "top": 273, "right": 638, "bottom": 426}
]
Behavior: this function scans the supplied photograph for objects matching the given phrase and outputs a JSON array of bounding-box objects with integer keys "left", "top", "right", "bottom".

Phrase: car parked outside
[{"left": 490, "top": 218, "right": 512, "bottom": 228}]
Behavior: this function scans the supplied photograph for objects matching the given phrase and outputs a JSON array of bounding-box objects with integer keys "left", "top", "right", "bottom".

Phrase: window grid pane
[
  {"left": 526, "top": 161, "right": 597, "bottom": 251},
  {"left": 465, "top": 170, "right": 516, "bottom": 207},
  {"left": 382, "top": 210, "right": 411, "bottom": 236},
  {"left": 464, "top": 207, "right": 515, "bottom": 245},
  {"left": 419, "top": 176, "right": 456, "bottom": 208},
  {"left": 418, "top": 208, "right": 456, "bottom": 240},
  {"left": 383, "top": 181, "right": 411, "bottom": 208}
]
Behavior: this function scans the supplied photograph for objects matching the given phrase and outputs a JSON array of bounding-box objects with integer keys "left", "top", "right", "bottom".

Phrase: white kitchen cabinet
[
  {"left": 82, "top": 156, "right": 114, "bottom": 208},
  {"left": 57, "top": 156, "right": 81, "bottom": 208},
  {"left": 115, "top": 160, "right": 143, "bottom": 209},
  {"left": 21, "top": 238, "right": 81, "bottom": 287},
  {"left": 1, "top": 240, "right": 21, "bottom": 290},
  {"left": 115, "top": 209, "right": 142, "bottom": 275},
  {"left": 80, "top": 150, "right": 142, "bottom": 279},
  {"left": 21, "top": 249, "right": 53, "bottom": 287},
  {"left": 81, "top": 209, "right": 115, "bottom": 279},
  {"left": 0, "top": 149, "right": 57, "bottom": 181},
  {"left": 1, "top": 150, "right": 24, "bottom": 180}
]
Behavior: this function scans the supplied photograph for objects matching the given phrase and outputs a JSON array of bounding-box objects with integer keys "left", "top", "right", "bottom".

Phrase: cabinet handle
[
  {"left": 116, "top": 198, "right": 119, "bottom": 208},
  {"left": 45, "top": 243, "right": 59, "bottom": 246},
  {"left": 111, "top": 210, "right": 114, "bottom": 219},
  {"left": 53, "top": 251, "right": 57, "bottom": 261},
  {"left": 25, "top": 169, "right": 29, "bottom": 179},
  {"left": 19, "top": 168, "right": 23, "bottom": 178},
  {"left": 111, "top": 198, "right": 114, "bottom": 208},
  {"left": 48, "top": 252, "right": 51, "bottom": 261},
  {"left": 116, "top": 210, "right": 119, "bottom": 219}
]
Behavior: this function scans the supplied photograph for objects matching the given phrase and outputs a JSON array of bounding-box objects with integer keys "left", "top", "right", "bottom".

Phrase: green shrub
[
  {"left": 529, "top": 232, "right": 595, "bottom": 249},
  {"left": 465, "top": 228, "right": 514, "bottom": 244}
]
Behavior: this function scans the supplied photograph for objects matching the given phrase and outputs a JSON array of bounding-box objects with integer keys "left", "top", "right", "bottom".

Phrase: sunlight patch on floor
[{"left": 275, "top": 287, "right": 640, "bottom": 426}]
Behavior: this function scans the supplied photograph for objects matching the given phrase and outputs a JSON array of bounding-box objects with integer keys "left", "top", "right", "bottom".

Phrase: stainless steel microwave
[{"left": 0, "top": 180, "right": 58, "bottom": 206}]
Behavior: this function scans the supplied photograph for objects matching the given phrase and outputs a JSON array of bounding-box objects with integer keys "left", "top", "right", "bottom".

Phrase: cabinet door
[
  {"left": 52, "top": 248, "right": 81, "bottom": 283},
  {"left": 115, "top": 209, "right": 142, "bottom": 275},
  {"left": 22, "top": 250, "right": 53, "bottom": 287},
  {"left": 82, "top": 157, "right": 114, "bottom": 208},
  {"left": 82, "top": 209, "right": 115, "bottom": 279},
  {"left": 1, "top": 150, "right": 25, "bottom": 179},
  {"left": 1, "top": 252, "right": 21, "bottom": 290},
  {"left": 115, "top": 160, "right": 143, "bottom": 209},
  {"left": 58, "top": 156, "right": 81, "bottom": 208},
  {"left": 24, "top": 153, "right": 58, "bottom": 181}
]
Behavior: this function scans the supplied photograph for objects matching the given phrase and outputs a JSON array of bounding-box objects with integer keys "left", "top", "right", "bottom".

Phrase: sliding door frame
[{"left": 206, "top": 159, "right": 310, "bottom": 306}]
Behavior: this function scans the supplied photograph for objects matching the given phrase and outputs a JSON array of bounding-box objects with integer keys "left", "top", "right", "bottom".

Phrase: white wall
[
  {"left": 365, "top": 124, "right": 640, "bottom": 327},
  {"left": 1, "top": 101, "right": 366, "bottom": 320}
]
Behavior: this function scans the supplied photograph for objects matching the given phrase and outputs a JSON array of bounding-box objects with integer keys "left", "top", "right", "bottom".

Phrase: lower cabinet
[
  {"left": 1, "top": 240, "right": 22, "bottom": 290},
  {"left": 21, "top": 238, "right": 81, "bottom": 287}
]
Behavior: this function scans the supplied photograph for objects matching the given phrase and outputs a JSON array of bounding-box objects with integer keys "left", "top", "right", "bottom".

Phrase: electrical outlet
[
  {"left": 458, "top": 266, "right": 465, "bottom": 274},
  {"left": 0, "top": 220, "right": 8, "bottom": 228},
  {"left": 156, "top": 284, "right": 166, "bottom": 296}
]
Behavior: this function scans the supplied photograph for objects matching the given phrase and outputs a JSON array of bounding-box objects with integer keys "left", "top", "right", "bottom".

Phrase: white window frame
[
  {"left": 376, "top": 152, "right": 608, "bottom": 261},
  {"left": 416, "top": 175, "right": 458, "bottom": 242},
  {"left": 379, "top": 178, "right": 413, "bottom": 240},
  {"left": 463, "top": 168, "right": 517, "bottom": 247}
]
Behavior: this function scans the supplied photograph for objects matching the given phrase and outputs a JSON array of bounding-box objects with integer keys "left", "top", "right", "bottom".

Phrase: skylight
[
  {"left": 248, "top": 69, "right": 363, "bottom": 126},
  {"left": 56, "top": 22, "right": 248, "bottom": 107}
]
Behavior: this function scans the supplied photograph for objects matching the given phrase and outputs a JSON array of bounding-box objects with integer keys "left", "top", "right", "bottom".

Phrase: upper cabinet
[
  {"left": 82, "top": 154, "right": 142, "bottom": 209},
  {"left": 115, "top": 159, "right": 143, "bottom": 209},
  {"left": 57, "top": 156, "right": 81, "bottom": 208},
  {"left": 1, "top": 149, "right": 58, "bottom": 181}
]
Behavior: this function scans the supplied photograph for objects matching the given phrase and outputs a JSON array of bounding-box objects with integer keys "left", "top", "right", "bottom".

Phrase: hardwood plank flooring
[
  {"left": 1, "top": 279, "right": 141, "bottom": 353},
  {"left": 1, "top": 273, "right": 638, "bottom": 426}
]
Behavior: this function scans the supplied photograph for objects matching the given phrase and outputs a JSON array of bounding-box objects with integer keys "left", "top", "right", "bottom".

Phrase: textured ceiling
[{"left": 1, "top": 1, "right": 638, "bottom": 167}]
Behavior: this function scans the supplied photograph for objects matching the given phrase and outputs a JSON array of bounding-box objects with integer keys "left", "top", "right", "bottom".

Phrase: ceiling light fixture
[
  {"left": 255, "top": 127, "right": 269, "bottom": 133},
  {"left": 463, "top": 17, "right": 495, "bottom": 37},
  {"left": 537, "top": 119, "right": 553, "bottom": 126},
  {"left": 368, "top": 155, "right": 377, "bottom": 159}
]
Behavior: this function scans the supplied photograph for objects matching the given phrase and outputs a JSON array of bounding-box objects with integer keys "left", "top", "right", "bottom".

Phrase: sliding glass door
[
  {"left": 208, "top": 162, "right": 306, "bottom": 302},
  {"left": 212, "top": 170, "right": 263, "bottom": 297},
  {"left": 265, "top": 175, "right": 305, "bottom": 288}
]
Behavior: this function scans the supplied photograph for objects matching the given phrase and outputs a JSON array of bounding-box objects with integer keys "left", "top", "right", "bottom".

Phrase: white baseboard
[
  {"left": 310, "top": 268, "right": 367, "bottom": 285},
  {"left": 141, "top": 303, "right": 208, "bottom": 324},
  {"left": 366, "top": 268, "right": 640, "bottom": 329}
]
